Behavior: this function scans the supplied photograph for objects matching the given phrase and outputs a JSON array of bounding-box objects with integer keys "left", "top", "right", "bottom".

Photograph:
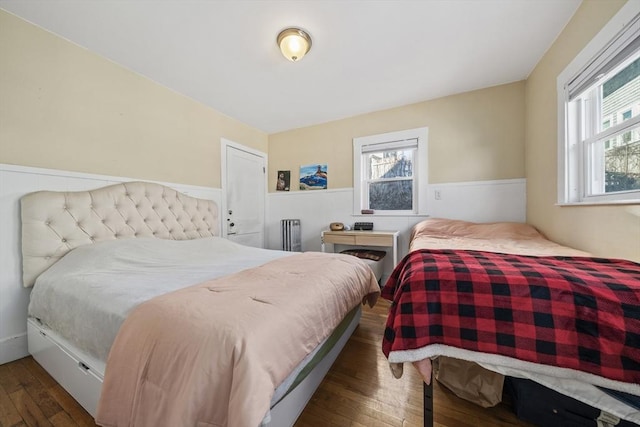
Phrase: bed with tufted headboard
[
  {"left": 21, "top": 181, "right": 379, "bottom": 427},
  {"left": 21, "top": 181, "right": 219, "bottom": 287}
]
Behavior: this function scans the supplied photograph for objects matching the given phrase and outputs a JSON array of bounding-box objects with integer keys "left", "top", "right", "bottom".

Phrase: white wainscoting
[
  {"left": 266, "top": 179, "right": 526, "bottom": 283},
  {"left": 427, "top": 179, "right": 526, "bottom": 223},
  {"left": 0, "top": 164, "right": 220, "bottom": 364}
]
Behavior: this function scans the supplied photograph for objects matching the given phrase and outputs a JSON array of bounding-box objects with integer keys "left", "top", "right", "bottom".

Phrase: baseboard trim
[{"left": 0, "top": 332, "right": 28, "bottom": 364}]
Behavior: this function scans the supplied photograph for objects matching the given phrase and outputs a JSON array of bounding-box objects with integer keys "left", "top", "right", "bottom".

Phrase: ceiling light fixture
[{"left": 277, "top": 27, "right": 312, "bottom": 62}]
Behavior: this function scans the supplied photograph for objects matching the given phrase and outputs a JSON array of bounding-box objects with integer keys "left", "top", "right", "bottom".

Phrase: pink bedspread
[
  {"left": 410, "top": 218, "right": 591, "bottom": 257},
  {"left": 96, "top": 252, "right": 379, "bottom": 427}
]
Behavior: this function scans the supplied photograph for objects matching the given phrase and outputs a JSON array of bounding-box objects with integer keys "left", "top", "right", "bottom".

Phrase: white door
[{"left": 222, "top": 140, "right": 266, "bottom": 248}]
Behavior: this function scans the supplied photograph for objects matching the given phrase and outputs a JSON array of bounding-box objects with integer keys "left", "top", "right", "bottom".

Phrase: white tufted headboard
[{"left": 21, "top": 181, "right": 219, "bottom": 287}]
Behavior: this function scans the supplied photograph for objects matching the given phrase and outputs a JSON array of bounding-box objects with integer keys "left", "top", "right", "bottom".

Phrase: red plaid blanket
[{"left": 381, "top": 250, "right": 640, "bottom": 384}]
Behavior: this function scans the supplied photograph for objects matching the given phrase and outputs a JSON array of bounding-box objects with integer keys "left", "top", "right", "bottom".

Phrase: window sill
[
  {"left": 556, "top": 200, "right": 640, "bottom": 207},
  {"left": 351, "top": 213, "right": 430, "bottom": 217}
]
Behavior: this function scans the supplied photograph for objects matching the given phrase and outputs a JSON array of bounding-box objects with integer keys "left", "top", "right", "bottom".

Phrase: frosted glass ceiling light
[{"left": 277, "top": 28, "right": 312, "bottom": 62}]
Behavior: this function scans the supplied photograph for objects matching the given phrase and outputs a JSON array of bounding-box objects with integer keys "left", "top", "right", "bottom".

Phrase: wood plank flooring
[{"left": 0, "top": 300, "right": 533, "bottom": 427}]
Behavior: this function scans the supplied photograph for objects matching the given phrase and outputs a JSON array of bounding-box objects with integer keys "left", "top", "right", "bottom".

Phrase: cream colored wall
[
  {"left": 7, "top": 3, "right": 634, "bottom": 260},
  {"left": 269, "top": 81, "right": 525, "bottom": 191},
  {"left": 525, "top": 0, "right": 640, "bottom": 262},
  {"left": 0, "top": 10, "right": 267, "bottom": 188}
]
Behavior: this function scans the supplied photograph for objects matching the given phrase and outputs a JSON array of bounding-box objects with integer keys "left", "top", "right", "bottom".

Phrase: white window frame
[
  {"left": 557, "top": 1, "right": 640, "bottom": 205},
  {"left": 353, "top": 127, "right": 428, "bottom": 215}
]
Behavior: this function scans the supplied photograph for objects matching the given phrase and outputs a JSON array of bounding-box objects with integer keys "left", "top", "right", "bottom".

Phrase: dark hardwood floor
[{"left": 0, "top": 300, "right": 533, "bottom": 427}]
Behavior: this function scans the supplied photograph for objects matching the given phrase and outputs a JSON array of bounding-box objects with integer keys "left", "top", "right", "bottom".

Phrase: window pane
[
  {"left": 590, "top": 124, "right": 640, "bottom": 194},
  {"left": 602, "top": 118, "right": 612, "bottom": 149},
  {"left": 367, "top": 149, "right": 413, "bottom": 180},
  {"left": 594, "top": 52, "right": 640, "bottom": 195},
  {"left": 369, "top": 180, "right": 412, "bottom": 210},
  {"left": 601, "top": 55, "right": 639, "bottom": 128}
]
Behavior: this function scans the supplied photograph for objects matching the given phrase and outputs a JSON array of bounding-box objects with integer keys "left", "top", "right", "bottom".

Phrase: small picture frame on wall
[
  {"left": 300, "top": 164, "right": 327, "bottom": 190},
  {"left": 276, "top": 170, "right": 290, "bottom": 191}
]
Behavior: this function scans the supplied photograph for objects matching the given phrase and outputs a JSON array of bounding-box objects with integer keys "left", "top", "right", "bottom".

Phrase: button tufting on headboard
[{"left": 20, "top": 181, "right": 219, "bottom": 287}]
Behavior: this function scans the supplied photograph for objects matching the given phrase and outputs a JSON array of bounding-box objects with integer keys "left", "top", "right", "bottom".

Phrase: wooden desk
[{"left": 321, "top": 230, "right": 399, "bottom": 265}]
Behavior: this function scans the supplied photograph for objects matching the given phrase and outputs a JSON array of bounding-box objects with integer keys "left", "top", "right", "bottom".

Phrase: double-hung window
[
  {"left": 353, "top": 127, "right": 428, "bottom": 215},
  {"left": 558, "top": 3, "right": 640, "bottom": 204}
]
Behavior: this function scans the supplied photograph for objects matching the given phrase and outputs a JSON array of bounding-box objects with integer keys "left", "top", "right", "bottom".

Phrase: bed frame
[
  {"left": 424, "top": 382, "right": 434, "bottom": 427},
  {"left": 21, "top": 181, "right": 360, "bottom": 426}
]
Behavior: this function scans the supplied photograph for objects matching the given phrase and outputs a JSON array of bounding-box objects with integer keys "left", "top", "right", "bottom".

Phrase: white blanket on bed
[{"left": 28, "top": 237, "right": 292, "bottom": 361}]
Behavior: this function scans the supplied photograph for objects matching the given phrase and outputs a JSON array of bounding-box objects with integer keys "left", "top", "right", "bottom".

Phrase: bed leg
[{"left": 424, "top": 378, "right": 434, "bottom": 427}]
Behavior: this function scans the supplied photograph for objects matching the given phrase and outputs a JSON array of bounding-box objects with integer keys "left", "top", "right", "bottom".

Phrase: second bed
[{"left": 382, "top": 218, "right": 640, "bottom": 426}]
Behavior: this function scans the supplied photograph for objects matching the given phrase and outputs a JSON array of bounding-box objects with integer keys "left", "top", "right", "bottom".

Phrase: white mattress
[{"left": 28, "top": 237, "right": 292, "bottom": 362}]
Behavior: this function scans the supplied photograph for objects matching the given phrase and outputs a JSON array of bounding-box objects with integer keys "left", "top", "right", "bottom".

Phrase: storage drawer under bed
[{"left": 27, "top": 319, "right": 103, "bottom": 417}]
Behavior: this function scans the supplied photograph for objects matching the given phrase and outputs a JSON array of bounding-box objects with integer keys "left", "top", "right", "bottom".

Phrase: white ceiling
[{"left": 1, "top": 0, "right": 581, "bottom": 134}]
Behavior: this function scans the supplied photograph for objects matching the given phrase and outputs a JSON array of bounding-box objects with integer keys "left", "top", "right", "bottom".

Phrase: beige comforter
[
  {"left": 410, "top": 217, "right": 590, "bottom": 256},
  {"left": 96, "top": 252, "right": 379, "bottom": 427}
]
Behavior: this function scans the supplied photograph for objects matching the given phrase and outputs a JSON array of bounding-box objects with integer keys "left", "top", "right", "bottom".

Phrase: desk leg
[{"left": 424, "top": 379, "right": 434, "bottom": 427}]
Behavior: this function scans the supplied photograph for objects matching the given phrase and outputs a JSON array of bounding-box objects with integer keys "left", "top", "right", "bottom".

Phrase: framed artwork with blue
[{"left": 300, "top": 164, "right": 327, "bottom": 190}]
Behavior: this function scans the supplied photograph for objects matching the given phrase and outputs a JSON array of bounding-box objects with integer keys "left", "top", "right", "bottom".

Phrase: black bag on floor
[{"left": 504, "top": 377, "right": 639, "bottom": 427}]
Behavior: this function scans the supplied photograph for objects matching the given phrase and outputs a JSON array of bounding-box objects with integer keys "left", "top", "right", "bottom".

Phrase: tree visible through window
[
  {"left": 367, "top": 148, "right": 414, "bottom": 210},
  {"left": 353, "top": 128, "right": 428, "bottom": 215}
]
